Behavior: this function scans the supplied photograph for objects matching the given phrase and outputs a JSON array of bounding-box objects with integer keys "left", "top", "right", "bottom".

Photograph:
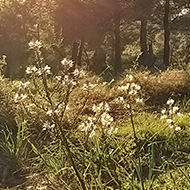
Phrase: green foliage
[
  {"left": 0, "top": 120, "right": 29, "bottom": 187},
  {"left": 0, "top": 67, "right": 190, "bottom": 189}
]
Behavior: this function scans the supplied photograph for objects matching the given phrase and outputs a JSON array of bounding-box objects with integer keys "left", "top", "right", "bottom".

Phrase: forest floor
[{"left": 0, "top": 69, "right": 190, "bottom": 189}]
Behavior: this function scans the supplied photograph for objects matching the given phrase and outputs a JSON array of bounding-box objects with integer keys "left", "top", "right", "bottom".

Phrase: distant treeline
[{"left": 0, "top": 0, "right": 190, "bottom": 77}]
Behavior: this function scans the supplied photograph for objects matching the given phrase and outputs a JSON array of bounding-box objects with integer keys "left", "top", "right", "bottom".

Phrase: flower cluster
[
  {"left": 55, "top": 58, "right": 85, "bottom": 86},
  {"left": 14, "top": 93, "right": 27, "bottom": 103},
  {"left": 0, "top": 55, "right": 7, "bottom": 66},
  {"left": 61, "top": 58, "right": 74, "bottom": 69},
  {"left": 28, "top": 40, "right": 42, "bottom": 49},
  {"left": 118, "top": 82, "right": 141, "bottom": 96},
  {"left": 92, "top": 102, "right": 110, "bottom": 113},
  {"left": 116, "top": 74, "right": 143, "bottom": 109},
  {"left": 13, "top": 81, "right": 30, "bottom": 90},
  {"left": 61, "top": 75, "right": 77, "bottom": 86},
  {"left": 160, "top": 98, "right": 182, "bottom": 131},
  {"left": 100, "top": 112, "right": 114, "bottom": 127},
  {"left": 78, "top": 102, "right": 117, "bottom": 138},
  {"left": 82, "top": 82, "right": 97, "bottom": 90},
  {"left": 26, "top": 65, "right": 51, "bottom": 76},
  {"left": 13, "top": 81, "right": 31, "bottom": 103},
  {"left": 78, "top": 117, "right": 96, "bottom": 138},
  {"left": 15, "top": 41, "right": 87, "bottom": 140},
  {"left": 42, "top": 121, "right": 56, "bottom": 140},
  {"left": 42, "top": 121, "right": 55, "bottom": 131},
  {"left": 25, "top": 66, "right": 38, "bottom": 75}
]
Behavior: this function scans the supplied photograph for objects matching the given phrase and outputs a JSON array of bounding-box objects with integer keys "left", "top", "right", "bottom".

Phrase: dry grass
[
  {"left": 1, "top": 70, "right": 190, "bottom": 189},
  {"left": 125, "top": 69, "right": 190, "bottom": 105}
]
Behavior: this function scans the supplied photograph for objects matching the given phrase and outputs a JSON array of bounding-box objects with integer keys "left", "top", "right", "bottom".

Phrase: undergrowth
[{"left": 0, "top": 43, "right": 190, "bottom": 189}]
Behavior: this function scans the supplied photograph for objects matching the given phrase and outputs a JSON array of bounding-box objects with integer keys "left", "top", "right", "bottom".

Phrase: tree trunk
[
  {"left": 71, "top": 41, "right": 79, "bottom": 66},
  {"left": 163, "top": 0, "right": 170, "bottom": 67},
  {"left": 77, "top": 39, "right": 84, "bottom": 67},
  {"left": 140, "top": 18, "right": 148, "bottom": 53},
  {"left": 114, "top": 11, "right": 122, "bottom": 72}
]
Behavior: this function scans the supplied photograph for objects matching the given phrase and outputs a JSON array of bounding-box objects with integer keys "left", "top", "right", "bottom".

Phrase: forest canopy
[{"left": 0, "top": 0, "right": 189, "bottom": 78}]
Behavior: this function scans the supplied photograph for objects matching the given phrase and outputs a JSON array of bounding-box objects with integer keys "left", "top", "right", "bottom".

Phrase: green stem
[
  {"left": 42, "top": 73, "right": 86, "bottom": 190},
  {"left": 129, "top": 99, "right": 145, "bottom": 190},
  {"left": 35, "top": 49, "right": 86, "bottom": 190}
]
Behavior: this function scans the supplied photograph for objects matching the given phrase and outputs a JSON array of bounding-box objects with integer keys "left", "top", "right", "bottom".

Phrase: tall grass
[{"left": 1, "top": 43, "right": 190, "bottom": 189}]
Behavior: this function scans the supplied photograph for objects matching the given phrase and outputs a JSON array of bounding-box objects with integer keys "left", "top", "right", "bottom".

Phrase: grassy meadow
[{"left": 0, "top": 59, "right": 190, "bottom": 189}]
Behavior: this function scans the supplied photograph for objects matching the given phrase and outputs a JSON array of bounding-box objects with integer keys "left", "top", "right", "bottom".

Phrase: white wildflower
[
  {"left": 46, "top": 110, "right": 53, "bottom": 116},
  {"left": 82, "top": 82, "right": 97, "bottom": 90},
  {"left": 118, "top": 84, "right": 130, "bottom": 91},
  {"left": 126, "top": 74, "right": 133, "bottom": 82},
  {"left": 61, "top": 58, "right": 73, "bottom": 68},
  {"left": 167, "top": 98, "right": 174, "bottom": 105},
  {"left": 18, "top": 81, "right": 30, "bottom": 89},
  {"left": 89, "top": 128, "right": 96, "bottom": 138},
  {"left": 131, "top": 83, "right": 141, "bottom": 91},
  {"left": 169, "top": 109, "right": 173, "bottom": 115},
  {"left": 129, "top": 89, "right": 137, "bottom": 95},
  {"left": 136, "top": 86, "right": 141, "bottom": 91},
  {"left": 2, "top": 55, "right": 6, "bottom": 61},
  {"left": 160, "top": 115, "right": 167, "bottom": 120},
  {"left": 115, "top": 96, "right": 125, "bottom": 103},
  {"left": 118, "top": 97, "right": 124, "bottom": 101},
  {"left": 161, "top": 109, "right": 166, "bottom": 114},
  {"left": 26, "top": 186, "right": 33, "bottom": 190},
  {"left": 63, "top": 75, "right": 69, "bottom": 84},
  {"left": 107, "top": 127, "right": 118, "bottom": 135},
  {"left": 29, "top": 40, "right": 42, "bottom": 49},
  {"left": 101, "top": 112, "right": 113, "bottom": 127},
  {"left": 65, "top": 105, "right": 70, "bottom": 111},
  {"left": 73, "top": 68, "right": 80, "bottom": 77},
  {"left": 43, "top": 65, "right": 51, "bottom": 75},
  {"left": 14, "top": 93, "right": 19, "bottom": 103},
  {"left": 175, "top": 126, "right": 181, "bottom": 131},
  {"left": 20, "top": 94, "right": 27, "bottom": 100},
  {"left": 104, "top": 102, "right": 110, "bottom": 112},
  {"left": 14, "top": 93, "right": 27, "bottom": 103},
  {"left": 172, "top": 106, "right": 179, "bottom": 114},
  {"left": 177, "top": 112, "right": 183, "bottom": 117},
  {"left": 78, "top": 117, "right": 95, "bottom": 133},
  {"left": 92, "top": 102, "right": 110, "bottom": 113},
  {"left": 136, "top": 98, "right": 143, "bottom": 104},
  {"left": 42, "top": 122, "right": 55, "bottom": 131},
  {"left": 166, "top": 119, "right": 173, "bottom": 125},
  {"left": 56, "top": 76, "right": 62, "bottom": 81},
  {"left": 36, "top": 68, "right": 42, "bottom": 76},
  {"left": 169, "top": 125, "right": 174, "bottom": 129},
  {"left": 125, "top": 104, "right": 130, "bottom": 109},
  {"left": 62, "top": 75, "right": 76, "bottom": 86},
  {"left": 26, "top": 66, "right": 38, "bottom": 75}
]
